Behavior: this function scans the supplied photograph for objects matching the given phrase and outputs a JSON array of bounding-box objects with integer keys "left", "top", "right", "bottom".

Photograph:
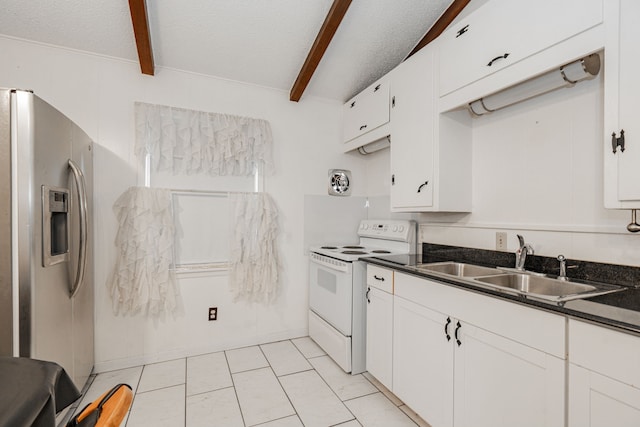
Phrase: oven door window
[{"left": 309, "top": 260, "right": 353, "bottom": 336}]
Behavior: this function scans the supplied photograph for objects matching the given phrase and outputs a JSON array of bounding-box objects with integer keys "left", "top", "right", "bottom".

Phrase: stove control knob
[
  {"left": 362, "top": 223, "right": 369, "bottom": 230},
  {"left": 392, "top": 225, "right": 398, "bottom": 232},
  {"left": 398, "top": 225, "right": 405, "bottom": 232}
]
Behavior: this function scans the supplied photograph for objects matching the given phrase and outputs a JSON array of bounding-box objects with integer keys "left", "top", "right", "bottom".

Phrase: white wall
[
  {"left": 1, "top": 35, "right": 369, "bottom": 371},
  {"left": 408, "top": 73, "right": 638, "bottom": 266}
]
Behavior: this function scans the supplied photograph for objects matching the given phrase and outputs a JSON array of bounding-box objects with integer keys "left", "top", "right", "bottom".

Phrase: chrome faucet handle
[
  {"left": 515, "top": 235, "right": 534, "bottom": 271},
  {"left": 557, "top": 254, "right": 567, "bottom": 280}
]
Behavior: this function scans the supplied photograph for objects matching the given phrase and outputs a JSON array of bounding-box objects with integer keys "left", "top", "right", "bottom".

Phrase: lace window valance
[{"left": 135, "top": 102, "right": 274, "bottom": 176}]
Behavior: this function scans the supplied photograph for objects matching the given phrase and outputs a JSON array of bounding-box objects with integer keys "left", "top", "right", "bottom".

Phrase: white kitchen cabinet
[
  {"left": 365, "top": 265, "right": 393, "bottom": 389},
  {"left": 570, "top": 365, "right": 640, "bottom": 427},
  {"left": 393, "top": 272, "right": 565, "bottom": 427},
  {"left": 604, "top": 0, "right": 640, "bottom": 208},
  {"left": 390, "top": 43, "right": 471, "bottom": 212},
  {"left": 393, "top": 296, "right": 454, "bottom": 427},
  {"left": 366, "top": 287, "right": 393, "bottom": 389},
  {"left": 439, "top": 0, "right": 603, "bottom": 97},
  {"left": 342, "top": 76, "right": 390, "bottom": 146},
  {"left": 453, "top": 321, "right": 565, "bottom": 427},
  {"left": 568, "top": 319, "right": 640, "bottom": 426}
]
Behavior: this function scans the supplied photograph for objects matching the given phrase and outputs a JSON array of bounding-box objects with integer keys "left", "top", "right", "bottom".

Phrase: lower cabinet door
[
  {"left": 569, "top": 364, "right": 640, "bottom": 427},
  {"left": 365, "top": 287, "right": 393, "bottom": 389},
  {"left": 453, "top": 321, "right": 565, "bottom": 427},
  {"left": 393, "top": 296, "right": 454, "bottom": 427}
]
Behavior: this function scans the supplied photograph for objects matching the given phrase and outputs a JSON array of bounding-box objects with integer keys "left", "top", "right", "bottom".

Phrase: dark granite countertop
[{"left": 365, "top": 245, "right": 640, "bottom": 336}]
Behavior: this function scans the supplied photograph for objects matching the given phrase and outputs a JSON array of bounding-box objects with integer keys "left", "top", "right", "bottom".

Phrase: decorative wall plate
[{"left": 328, "top": 169, "right": 352, "bottom": 196}]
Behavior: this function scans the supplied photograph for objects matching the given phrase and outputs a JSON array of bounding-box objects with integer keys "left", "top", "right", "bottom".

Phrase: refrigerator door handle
[{"left": 68, "top": 159, "right": 88, "bottom": 298}]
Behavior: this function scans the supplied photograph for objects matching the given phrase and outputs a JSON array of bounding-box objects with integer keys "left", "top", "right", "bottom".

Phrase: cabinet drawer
[
  {"left": 439, "top": 0, "right": 603, "bottom": 97},
  {"left": 367, "top": 265, "right": 393, "bottom": 293},
  {"left": 569, "top": 319, "right": 640, "bottom": 387},
  {"left": 342, "top": 78, "right": 390, "bottom": 143}
]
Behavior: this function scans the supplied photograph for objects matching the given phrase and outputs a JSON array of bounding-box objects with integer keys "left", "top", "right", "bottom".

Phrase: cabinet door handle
[
  {"left": 444, "top": 317, "right": 452, "bottom": 341},
  {"left": 360, "top": 124, "right": 368, "bottom": 131},
  {"left": 350, "top": 101, "right": 356, "bottom": 108},
  {"left": 391, "top": 174, "right": 395, "bottom": 185},
  {"left": 417, "top": 181, "right": 429, "bottom": 193},
  {"left": 456, "top": 24, "right": 469, "bottom": 38},
  {"left": 392, "top": 96, "right": 395, "bottom": 108},
  {"left": 487, "top": 53, "right": 510, "bottom": 67},
  {"left": 454, "top": 321, "right": 462, "bottom": 346},
  {"left": 373, "top": 275, "right": 385, "bottom": 281},
  {"left": 612, "top": 129, "right": 625, "bottom": 153},
  {"left": 374, "top": 84, "right": 381, "bottom": 92},
  {"left": 366, "top": 287, "right": 371, "bottom": 303}
]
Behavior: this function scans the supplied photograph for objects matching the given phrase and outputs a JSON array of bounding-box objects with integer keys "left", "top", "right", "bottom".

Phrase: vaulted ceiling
[{"left": 0, "top": 0, "right": 461, "bottom": 102}]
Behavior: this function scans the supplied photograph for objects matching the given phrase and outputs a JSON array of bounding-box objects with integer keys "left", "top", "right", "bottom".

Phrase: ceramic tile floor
[{"left": 74, "top": 337, "right": 431, "bottom": 427}]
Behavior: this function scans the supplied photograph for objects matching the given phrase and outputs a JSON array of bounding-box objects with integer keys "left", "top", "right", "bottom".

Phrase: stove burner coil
[
  {"left": 343, "top": 245, "right": 365, "bottom": 249},
  {"left": 320, "top": 246, "right": 338, "bottom": 249},
  {"left": 371, "top": 250, "right": 391, "bottom": 253},
  {"left": 342, "top": 250, "right": 367, "bottom": 255}
]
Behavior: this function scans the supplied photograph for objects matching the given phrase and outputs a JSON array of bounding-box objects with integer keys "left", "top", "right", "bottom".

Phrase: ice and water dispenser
[{"left": 42, "top": 185, "right": 70, "bottom": 266}]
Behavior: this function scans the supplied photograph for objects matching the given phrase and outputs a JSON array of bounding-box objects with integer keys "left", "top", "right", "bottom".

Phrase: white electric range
[{"left": 308, "top": 219, "right": 417, "bottom": 374}]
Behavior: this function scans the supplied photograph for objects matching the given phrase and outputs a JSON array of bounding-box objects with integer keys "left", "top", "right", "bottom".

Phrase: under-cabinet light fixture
[
  {"left": 357, "top": 135, "right": 390, "bottom": 155},
  {"left": 468, "top": 53, "right": 601, "bottom": 116}
]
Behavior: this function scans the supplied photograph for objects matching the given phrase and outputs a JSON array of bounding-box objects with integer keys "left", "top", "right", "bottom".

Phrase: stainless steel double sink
[{"left": 415, "top": 261, "right": 623, "bottom": 303}]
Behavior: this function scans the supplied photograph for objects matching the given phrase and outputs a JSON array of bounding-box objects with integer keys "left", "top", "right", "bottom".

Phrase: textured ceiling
[{"left": 0, "top": 0, "right": 453, "bottom": 102}]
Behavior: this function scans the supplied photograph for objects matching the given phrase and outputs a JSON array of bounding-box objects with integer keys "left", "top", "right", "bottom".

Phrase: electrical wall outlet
[
  {"left": 496, "top": 232, "right": 507, "bottom": 251},
  {"left": 208, "top": 307, "right": 218, "bottom": 321}
]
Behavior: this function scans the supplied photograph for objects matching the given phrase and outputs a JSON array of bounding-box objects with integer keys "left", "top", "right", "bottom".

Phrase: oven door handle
[{"left": 366, "top": 287, "right": 371, "bottom": 303}]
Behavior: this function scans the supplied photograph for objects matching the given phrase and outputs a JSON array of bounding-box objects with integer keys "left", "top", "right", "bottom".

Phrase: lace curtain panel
[
  {"left": 108, "top": 187, "right": 281, "bottom": 314},
  {"left": 107, "top": 187, "right": 178, "bottom": 316},
  {"left": 229, "top": 192, "right": 280, "bottom": 304},
  {"left": 134, "top": 102, "right": 274, "bottom": 176}
]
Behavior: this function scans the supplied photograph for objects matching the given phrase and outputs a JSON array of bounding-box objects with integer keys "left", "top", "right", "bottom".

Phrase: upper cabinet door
[
  {"left": 439, "top": 0, "right": 603, "bottom": 97},
  {"left": 604, "top": 0, "right": 640, "bottom": 208},
  {"left": 390, "top": 43, "right": 472, "bottom": 213},
  {"left": 342, "top": 78, "right": 390, "bottom": 143},
  {"left": 390, "top": 45, "right": 435, "bottom": 210}
]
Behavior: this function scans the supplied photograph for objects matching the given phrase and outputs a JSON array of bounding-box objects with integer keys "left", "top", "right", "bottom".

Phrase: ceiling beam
[
  {"left": 290, "top": 0, "right": 352, "bottom": 102},
  {"left": 405, "top": 0, "right": 471, "bottom": 60},
  {"left": 128, "top": 0, "right": 155, "bottom": 75}
]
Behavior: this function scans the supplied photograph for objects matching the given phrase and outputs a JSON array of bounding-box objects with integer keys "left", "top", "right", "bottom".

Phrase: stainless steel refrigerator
[{"left": 0, "top": 89, "right": 94, "bottom": 389}]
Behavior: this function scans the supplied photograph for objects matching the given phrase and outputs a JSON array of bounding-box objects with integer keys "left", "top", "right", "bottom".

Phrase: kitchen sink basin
[
  {"left": 416, "top": 262, "right": 502, "bottom": 278},
  {"left": 413, "top": 261, "right": 624, "bottom": 303},
  {"left": 473, "top": 273, "right": 623, "bottom": 302},
  {"left": 475, "top": 274, "right": 595, "bottom": 295}
]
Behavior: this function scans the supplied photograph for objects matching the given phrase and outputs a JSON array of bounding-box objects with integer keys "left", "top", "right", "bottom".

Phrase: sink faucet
[
  {"left": 515, "top": 234, "right": 534, "bottom": 271},
  {"left": 557, "top": 254, "right": 568, "bottom": 280}
]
